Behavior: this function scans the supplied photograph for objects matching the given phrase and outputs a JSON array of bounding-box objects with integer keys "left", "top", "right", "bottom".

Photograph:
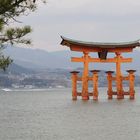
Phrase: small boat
[{"left": 2, "top": 88, "right": 12, "bottom": 91}]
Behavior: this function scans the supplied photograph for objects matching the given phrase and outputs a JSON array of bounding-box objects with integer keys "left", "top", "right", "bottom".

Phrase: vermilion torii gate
[{"left": 60, "top": 36, "right": 140, "bottom": 100}]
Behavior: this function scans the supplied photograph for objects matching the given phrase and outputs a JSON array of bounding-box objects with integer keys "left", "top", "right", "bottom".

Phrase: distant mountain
[
  {"left": 0, "top": 63, "right": 34, "bottom": 75},
  {"left": 3, "top": 47, "right": 86, "bottom": 70},
  {"left": 3, "top": 46, "right": 140, "bottom": 74},
  {"left": 3, "top": 47, "right": 74, "bottom": 69}
]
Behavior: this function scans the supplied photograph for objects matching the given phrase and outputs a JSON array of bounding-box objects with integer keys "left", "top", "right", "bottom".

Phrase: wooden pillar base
[
  {"left": 130, "top": 95, "right": 135, "bottom": 100},
  {"left": 117, "top": 90, "right": 124, "bottom": 99},
  {"left": 108, "top": 93, "right": 113, "bottom": 99},
  {"left": 72, "top": 96, "right": 77, "bottom": 100},
  {"left": 117, "top": 95, "right": 124, "bottom": 99},
  {"left": 130, "top": 92, "right": 135, "bottom": 100},
  {"left": 93, "top": 96, "right": 98, "bottom": 100},
  {"left": 108, "top": 90, "right": 113, "bottom": 99},
  {"left": 108, "top": 96, "right": 113, "bottom": 100},
  {"left": 82, "top": 96, "right": 89, "bottom": 100}
]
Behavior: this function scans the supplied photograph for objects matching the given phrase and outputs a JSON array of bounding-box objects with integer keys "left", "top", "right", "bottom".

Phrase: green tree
[{"left": 0, "top": 0, "right": 45, "bottom": 70}]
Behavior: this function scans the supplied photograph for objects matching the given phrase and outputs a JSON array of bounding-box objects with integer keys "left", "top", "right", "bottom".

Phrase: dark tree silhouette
[{"left": 0, "top": 0, "right": 46, "bottom": 70}]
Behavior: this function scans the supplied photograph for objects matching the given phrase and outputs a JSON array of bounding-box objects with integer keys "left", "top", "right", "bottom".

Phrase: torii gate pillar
[
  {"left": 82, "top": 52, "right": 89, "bottom": 100},
  {"left": 115, "top": 52, "right": 124, "bottom": 99}
]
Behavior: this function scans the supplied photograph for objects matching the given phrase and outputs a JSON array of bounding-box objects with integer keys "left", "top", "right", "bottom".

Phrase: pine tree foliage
[{"left": 0, "top": 0, "right": 45, "bottom": 70}]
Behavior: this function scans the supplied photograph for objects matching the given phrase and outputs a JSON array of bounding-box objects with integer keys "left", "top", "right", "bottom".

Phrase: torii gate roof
[{"left": 61, "top": 36, "right": 140, "bottom": 49}]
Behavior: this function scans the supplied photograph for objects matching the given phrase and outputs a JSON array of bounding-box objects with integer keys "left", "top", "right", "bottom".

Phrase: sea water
[{"left": 0, "top": 88, "right": 140, "bottom": 140}]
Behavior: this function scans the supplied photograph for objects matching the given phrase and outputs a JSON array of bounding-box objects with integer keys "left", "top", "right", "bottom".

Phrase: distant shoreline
[{"left": 1, "top": 87, "right": 140, "bottom": 92}]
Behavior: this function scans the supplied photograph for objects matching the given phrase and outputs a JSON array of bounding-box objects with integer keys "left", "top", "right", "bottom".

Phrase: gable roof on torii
[{"left": 60, "top": 36, "right": 140, "bottom": 53}]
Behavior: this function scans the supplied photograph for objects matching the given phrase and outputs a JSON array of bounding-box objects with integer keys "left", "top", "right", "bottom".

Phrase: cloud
[{"left": 14, "top": 0, "right": 140, "bottom": 51}]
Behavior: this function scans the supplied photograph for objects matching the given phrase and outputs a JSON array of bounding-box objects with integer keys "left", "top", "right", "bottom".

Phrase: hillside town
[{"left": 0, "top": 64, "right": 140, "bottom": 89}]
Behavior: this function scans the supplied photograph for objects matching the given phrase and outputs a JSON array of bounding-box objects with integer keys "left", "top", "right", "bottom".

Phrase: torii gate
[{"left": 60, "top": 36, "right": 140, "bottom": 100}]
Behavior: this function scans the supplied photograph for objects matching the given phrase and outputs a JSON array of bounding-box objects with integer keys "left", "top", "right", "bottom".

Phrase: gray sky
[{"left": 15, "top": 0, "right": 140, "bottom": 51}]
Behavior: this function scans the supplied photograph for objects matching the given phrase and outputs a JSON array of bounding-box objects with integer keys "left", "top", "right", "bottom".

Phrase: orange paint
[
  {"left": 70, "top": 71, "right": 79, "bottom": 100},
  {"left": 61, "top": 36, "right": 138, "bottom": 100},
  {"left": 106, "top": 71, "right": 114, "bottom": 99}
]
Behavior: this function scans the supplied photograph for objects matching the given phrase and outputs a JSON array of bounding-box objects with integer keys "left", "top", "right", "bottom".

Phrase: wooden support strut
[
  {"left": 70, "top": 71, "right": 80, "bottom": 100},
  {"left": 127, "top": 70, "right": 136, "bottom": 100},
  {"left": 90, "top": 70, "right": 100, "bottom": 100},
  {"left": 106, "top": 71, "right": 114, "bottom": 99}
]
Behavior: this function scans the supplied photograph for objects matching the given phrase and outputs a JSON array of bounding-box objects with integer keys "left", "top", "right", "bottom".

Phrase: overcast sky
[{"left": 16, "top": 0, "right": 140, "bottom": 51}]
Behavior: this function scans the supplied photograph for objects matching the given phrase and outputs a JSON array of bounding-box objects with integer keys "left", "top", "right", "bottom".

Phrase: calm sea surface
[{"left": 0, "top": 88, "right": 140, "bottom": 140}]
